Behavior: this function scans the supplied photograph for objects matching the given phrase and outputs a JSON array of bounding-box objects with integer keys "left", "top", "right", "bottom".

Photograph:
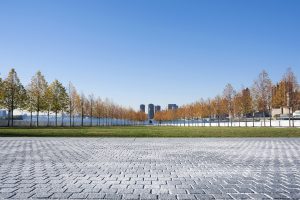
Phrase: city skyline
[{"left": 1, "top": 0, "right": 300, "bottom": 109}]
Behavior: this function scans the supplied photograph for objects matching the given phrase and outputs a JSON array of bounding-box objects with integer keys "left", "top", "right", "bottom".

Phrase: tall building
[
  {"left": 140, "top": 104, "right": 145, "bottom": 113},
  {"left": 155, "top": 105, "right": 161, "bottom": 113},
  {"left": 168, "top": 104, "right": 178, "bottom": 110},
  {"left": 148, "top": 104, "right": 155, "bottom": 119}
]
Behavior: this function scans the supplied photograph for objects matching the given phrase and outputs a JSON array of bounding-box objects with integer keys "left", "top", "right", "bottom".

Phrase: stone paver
[{"left": 0, "top": 138, "right": 300, "bottom": 199}]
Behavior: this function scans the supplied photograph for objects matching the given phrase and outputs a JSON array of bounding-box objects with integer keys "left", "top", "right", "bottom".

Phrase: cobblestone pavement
[{"left": 0, "top": 138, "right": 300, "bottom": 200}]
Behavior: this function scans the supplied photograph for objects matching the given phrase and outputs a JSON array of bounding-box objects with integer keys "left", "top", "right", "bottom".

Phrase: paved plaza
[{"left": 0, "top": 138, "right": 300, "bottom": 200}]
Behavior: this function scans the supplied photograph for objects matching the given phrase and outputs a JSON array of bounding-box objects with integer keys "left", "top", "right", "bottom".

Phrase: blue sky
[{"left": 0, "top": 0, "right": 300, "bottom": 110}]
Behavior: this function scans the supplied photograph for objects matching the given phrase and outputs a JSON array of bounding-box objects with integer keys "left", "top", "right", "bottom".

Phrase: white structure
[
  {"left": 272, "top": 107, "right": 289, "bottom": 118},
  {"left": 293, "top": 110, "right": 300, "bottom": 118}
]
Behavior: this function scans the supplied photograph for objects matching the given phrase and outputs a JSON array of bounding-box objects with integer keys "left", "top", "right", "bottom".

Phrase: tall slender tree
[
  {"left": 2, "top": 69, "right": 27, "bottom": 126},
  {"left": 80, "top": 93, "right": 86, "bottom": 126},
  {"left": 223, "top": 83, "right": 235, "bottom": 126},
  {"left": 68, "top": 82, "right": 78, "bottom": 126},
  {"left": 27, "top": 71, "right": 48, "bottom": 126},
  {"left": 252, "top": 70, "right": 272, "bottom": 126},
  {"left": 283, "top": 68, "right": 298, "bottom": 127},
  {"left": 0, "top": 77, "right": 3, "bottom": 108},
  {"left": 240, "top": 88, "right": 252, "bottom": 127},
  {"left": 233, "top": 92, "right": 243, "bottom": 127},
  {"left": 48, "top": 80, "right": 68, "bottom": 126},
  {"left": 89, "top": 94, "right": 94, "bottom": 126},
  {"left": 25, "top": 87, "right": 34, "bottom": 127}
]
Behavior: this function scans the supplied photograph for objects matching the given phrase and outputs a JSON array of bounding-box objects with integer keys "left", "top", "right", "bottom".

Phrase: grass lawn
[{"left": 0, "top": 126, "right": 300, "bottom": 137}]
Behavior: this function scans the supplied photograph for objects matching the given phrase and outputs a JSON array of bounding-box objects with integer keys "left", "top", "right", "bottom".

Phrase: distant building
[
  {"left": 168, "top": 104, "right": 178, "bottom": 110},
  {"left": 155, "top": 105, "right": 161, "bottom": 113},
  {"left": 140, "top": 104, "right": 145, "bottom": 113},
  {"left": 272, "top": 106, "right": 289, "bottom": 118},
  {"left": 148, "top": 104, "right": 155, "bottom": 119},
  {"left": 0, "top": 110, "right": 7, "bottom": 118}
]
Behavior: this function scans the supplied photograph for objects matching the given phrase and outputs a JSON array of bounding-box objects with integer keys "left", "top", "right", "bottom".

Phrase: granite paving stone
[{"left": 0, "top": 138, "right": 300, "bottom": 199}]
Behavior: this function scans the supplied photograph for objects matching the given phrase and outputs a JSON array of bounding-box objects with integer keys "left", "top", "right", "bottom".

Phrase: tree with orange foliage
[
  {"left": 240, "top": 88, "right": 252, "bottom": 127},
  {"left": 233, "top": 92, "right": 243, "bottom": 127}
]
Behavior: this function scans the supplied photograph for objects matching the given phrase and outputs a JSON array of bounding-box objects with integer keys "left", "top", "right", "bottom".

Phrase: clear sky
[{"left": 0, "top": 0, "right": 299, "bottom": 110}]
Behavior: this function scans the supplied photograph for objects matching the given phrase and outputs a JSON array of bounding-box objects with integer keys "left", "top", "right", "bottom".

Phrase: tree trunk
[
  {"left": 30, "top": 111, "right": 33, "bottom": 127},
  {"left": 269, "top": 108, "right": 272, "bottom": 127},
  {"left": 11, "top": 94, "right": 14, "bottom": 127},
  {"left": 252, "top": 112, "right": 255, "bottom": 127},
  {"left": 81, "top": 107, "right": 84, "bottom": 127},
  {"left": 55, "top": 111, "right": 58, "bottom": 127},
  {"left": 11, "top": 109, "right": 14, "bottom": 127},
  {"left": 47, "top": 110, "right": 50, "bottom": 127},
  {"left": 61, "top": 111, "right": 64, "bottom": 127},
  {"left": 90, "top": 105, "right": 92, "bottom": 126},
  {"left": 263, "top": 111, "right": 266, "bottom": 127},
  {"left": 36, "top": 95, "right": 40, "bottom": 127},
  {"left": 288, "top": 107, "right": 291, "bottom": 127},
  {"left": 7, "top": 110, "right": 10, "bottom": 127},
  {"left": 292, "top": 108, "right": 295, "bottom": 127},
  {"left": 69, "top": 110, "right": 72, "bottom": 127}
]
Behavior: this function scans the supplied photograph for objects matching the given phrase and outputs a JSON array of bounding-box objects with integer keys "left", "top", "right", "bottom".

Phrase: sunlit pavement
[{"left": 0, "top": 138, "right": 300, "bottom": 199}]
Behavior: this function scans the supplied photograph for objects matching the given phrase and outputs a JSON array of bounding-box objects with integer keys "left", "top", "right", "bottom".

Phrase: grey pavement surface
[{"left": 0, "top": 138, "right": 300, "bottom": 200}]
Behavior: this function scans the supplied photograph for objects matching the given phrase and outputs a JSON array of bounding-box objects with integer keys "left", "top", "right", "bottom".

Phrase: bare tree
[
  {"left": 252, "top": 70, "right": 272, "bottom": 126},
  {"left": 283, "top": 68, "right": 298, "bottom": 127},
  {"left": 223, "top": 83, "right": 236, "bottom": 126},
  {"left": 68, "top": 82, "right": 78, "bottom": 127}
]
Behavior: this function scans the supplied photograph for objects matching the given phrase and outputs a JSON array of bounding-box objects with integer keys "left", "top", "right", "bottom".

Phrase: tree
[
  {"left": 73, "top": 91, "right": 81, "bottom": 126},
  {"left": 2, "top": 69, "right": 27, "bottom": 126},
  {"left": 206, "top": 99, "right": 213, "bottom": 126},
  {"left": 240, "top": 88, "right": 252, "bottom": 127},
  {"left": 95, "top": 98, "right": 104, "bottom": 126},
  {"left": 80, "top": 93, "right": 86, "bottom": 126},
  {"left": 223, "top": 83, "right": 235, "bottom": 126},
  {"left": 27, "top": 71, "right": 48, "bottom": 126},
  {"left": 25, "top": 86, "right": 35, "bottom": 127},
  {"left": 44, "top": 86, "right": 54, "bottom": 126},
  {"left": 252, "top": 70, "right": 272, "bottom": 126},
  {"left": 272, "top": 81, "right": 286, "bottom": 109},
  {"left": 87, "top": 94, "right": 94, "bottom": 126},
  {"left": 68, "top": 82, "right": 78, "bottom": 126},
  {"left": 233, "top": 92, "right": 243, "bottom": 127},
  {"left": 0, "top": 77, "right": 4, "bottom": 108},
  {"left": 211, "top": 96, "right": 223, "bottom": 127},
  {"left": 283, "top": 68, "right": 298, "bottom": 127},
  {"left": 48, "top": 80, "right": 68, "bottom": 126}
]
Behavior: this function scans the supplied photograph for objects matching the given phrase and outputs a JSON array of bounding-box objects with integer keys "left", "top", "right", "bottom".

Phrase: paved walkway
[{"left": 0, "top": 138, "right": 300, "bottom": 200}]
